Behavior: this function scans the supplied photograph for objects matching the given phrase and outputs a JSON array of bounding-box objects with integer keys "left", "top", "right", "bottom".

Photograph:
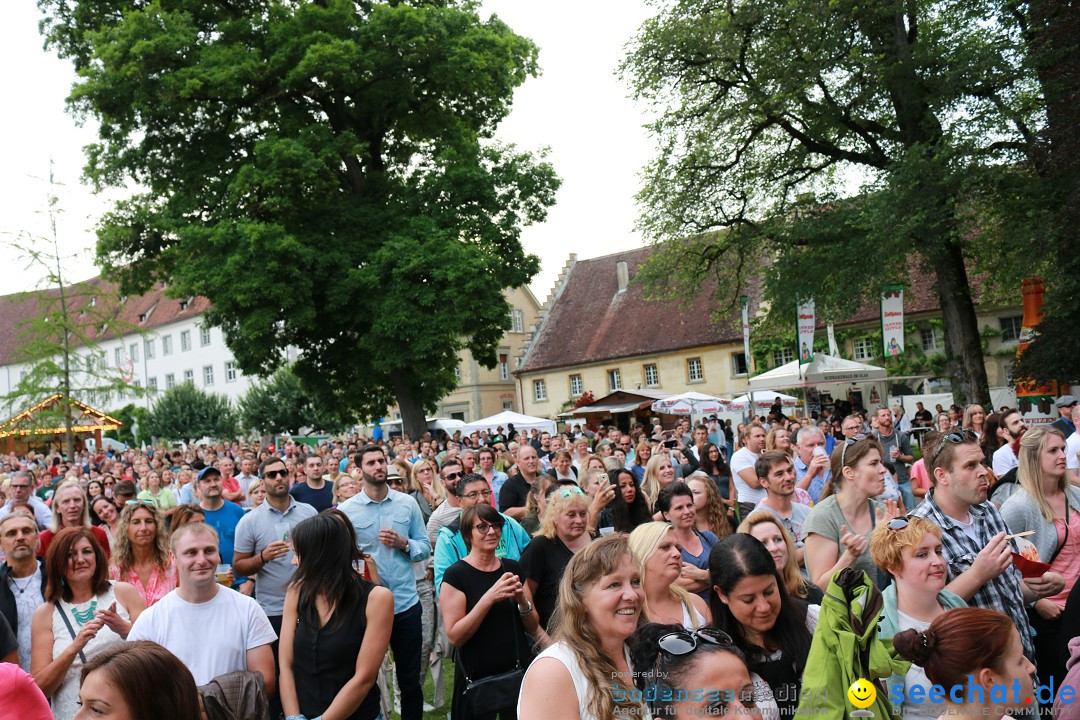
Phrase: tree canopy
[
  {"left": 39, "top": 0, "right": 559, "bottom": 438},
  {"left": 144, "top": 383, "right": 237, "bottom": 442},
  {"left": 622, "top": 0, "right": 1055, "bottom": 403},
  {"left": 239, "top": 364, "right": 352, "bottom": 435}
]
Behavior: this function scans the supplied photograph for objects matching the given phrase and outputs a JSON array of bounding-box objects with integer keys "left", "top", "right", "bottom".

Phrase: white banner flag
[
  {"left": 797, "top": 300, "right": 815, "bottom": 365},
  {"left": 881, "top": 286, "right": 905, "bottom": 357},
  {"left": 741, "top": 296, "right": 751, "bottom": 366},
  {"left": 827, "top": 323, "right": 839, "bottom": 356}
]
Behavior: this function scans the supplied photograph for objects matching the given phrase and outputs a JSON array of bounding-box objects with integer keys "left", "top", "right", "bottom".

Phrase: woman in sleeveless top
[
  {"left": 629, "top": 522, "right": 710, "bottom": 629},
  {"left": 280, "top": 511, "right": 393, "bottom": 720},
  {"left": 108, "top": 503, "right": 177, "bottom": 607},
  {"left": 518, "top": 535, "right": 649, "bottom": 720},
  {"left": 30, "top": 528, "right": 143, "bottom": 720}
]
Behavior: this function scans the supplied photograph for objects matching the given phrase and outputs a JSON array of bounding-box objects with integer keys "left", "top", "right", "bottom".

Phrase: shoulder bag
[{"left": 460, "top": 562, "right": 526, "bottom": 716}]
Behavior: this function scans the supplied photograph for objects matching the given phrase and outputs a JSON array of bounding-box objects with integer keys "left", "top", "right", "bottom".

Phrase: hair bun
[{"left": 892, "top": 628, "right": 934, "bottom": 666}]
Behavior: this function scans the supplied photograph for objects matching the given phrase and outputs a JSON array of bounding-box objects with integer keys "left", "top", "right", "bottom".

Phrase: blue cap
[{"left": 197, "top": 466, "right": 221, "bottom": 482}]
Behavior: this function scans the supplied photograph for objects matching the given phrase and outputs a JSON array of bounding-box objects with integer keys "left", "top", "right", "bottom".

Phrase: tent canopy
[
  {"left": 460, "top": 410, "right": 556, "bottom": 435},
  {"left": 748, "top": 354, "right": 886, "bottom": 391},
  {"left": 651, "top": 391, "right": 730, "bottom": 415},
  {"left": 729, "top": 391, "right": 799, "bottom": 410},
  {"left": 377, "top": 417, "right": 465, "bottom": 433}
]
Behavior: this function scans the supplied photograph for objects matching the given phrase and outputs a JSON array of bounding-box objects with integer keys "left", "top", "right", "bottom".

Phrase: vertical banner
[
  {"left": 1015, "top": 277, "right": 1058, "bottom": 421},
  {"left": 741, "top": 295, "right": 752, "bottom": 367},
  {"left": 827, "top": 323, "right": 840, "bottom": 356},
  {"left": 880, "top": 285, "right": 905, "bottom": 357},
  {"left": 797, "top": 299, "right": 815, "bottom": 365}
]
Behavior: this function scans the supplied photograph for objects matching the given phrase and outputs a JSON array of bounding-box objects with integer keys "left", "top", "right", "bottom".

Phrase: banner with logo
[
  {"left": 880, "top": 285, "right": 905, "bottom": 357},
  {"left": 797, "top": 300, "right": 815, "bottom": 365},
  {"left": 827, "top": 323, "right": 839, "bottom": 357}
]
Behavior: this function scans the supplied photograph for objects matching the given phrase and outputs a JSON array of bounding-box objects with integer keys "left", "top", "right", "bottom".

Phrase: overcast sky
[{"left": 0, "top": 0, "right": 657, "bottom": 301}]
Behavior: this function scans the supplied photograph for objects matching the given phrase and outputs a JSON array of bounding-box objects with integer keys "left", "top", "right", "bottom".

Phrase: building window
[
  {"left": 853, "top": 336, "right": 876, "bottom": 360},
  {"left": 98, "top": 351, "right": 106, "bottom": 368},
  {"left": 688, "top": 357, "right": 705, "bottom": 383},
  {"left": 453, "top": 363, "right": 461, "bottom": 381},
  {"left": 608, "top": 368, "right": 622, "bottom": 391},
  {"left": 144, "top": 338, "right": 155, "bottom": 360},
  {"left": 499, "top": 353, "right": 509, "bottom": 381},
  {"left": 509, "top": 309, "right": 525, "bottom": 333},
  {"left": 569, "top": 374, "right": 583, "bottom": 397},
  {"left": 226, "top": 361, "right": 237, "bottom": 382},
  {"left": 129, "top": 343, "right": 139, "bottom": 362},
  {"left": 179, "top": 297, "right": 193, "bottom": 311},
  {"left": 200, "top": 327, "right": 212, "bottom": 347},
  {"left": 85, "top": 354, "right": 95, "bottom": 372},
  {"left": 19, "top": 370, "right": 27, "bottom": 382},
  {"left": 114, "top": 347, "right": 123, "bottom": 367},
  {"left": 180, "top": 330, "right": 191, "bottom": 352},
  {"left": 999, "top": 315, "right": 1023, "bottom": 342},
  {"left": 771, "top": 348, "right": 794, "bottom": 366},
  {"left": 920, "top": 327, "right": 942, "bottom": 352},
  {"left": 533, "top": 379, "right": 548, "bottom": 402},
  {"left": 148, "top": 377, "right": 158, "bottom": 393},
  {"left": 502, "top": 400, "right": 514, "bottom": 410},
  {"left": 731, "top": 353, "right": 748, "bottom": 377},
  {"left": 162, "top": 335, "right": 173, "bottom": 356},
  {"left": 165, "top": 373, "right": 175, "bottom": 389},
  {"left": 644, "top": 363, "right": 660, "bottom": 388},
  {"left": 203, "top": 365, "right": 214, "bottom": 386},
  {"left": 183, "top": 369, "right": 194, "bottom": 384}
]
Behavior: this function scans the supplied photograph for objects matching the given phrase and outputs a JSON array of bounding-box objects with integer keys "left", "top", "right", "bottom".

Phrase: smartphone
[
  {"left": 596, "top": 472, "right": 609, "bottom": 485},
  {"left": 664, "top": 439, "right": 679, "bottom": 449}
]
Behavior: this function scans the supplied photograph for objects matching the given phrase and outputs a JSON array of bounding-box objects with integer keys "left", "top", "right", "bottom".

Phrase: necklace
[
  {"left": 71, "top": 599, "right": 99, "bottom": 626},
  {"left": 10, "top": 575, "right": 34, "bottom": 594}
]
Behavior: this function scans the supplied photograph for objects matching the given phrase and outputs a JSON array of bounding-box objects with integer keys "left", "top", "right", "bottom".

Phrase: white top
[
  {"left": 1066, "top": 432, "right": 1080, "bottom": 471},
  {"left": 731, "top": 448, "right": 766, "bottom": 505},
  {"left": 519, "top": 641, "right": 648, "bottom": 720},
  {"left": 992, "top": 444, "right": 1018, "bottom": 477},
  {"left": 127, "top": 586, "right": 277, "bottom": 685},
  {"left": 897, "top": 611, "right": 938, "bottom": 720},
  {"left": 8, "top": 566, "right": 43, "bottom": 672},
  {"left": 50, "top": 583, "right": 130, "bottom": 720},
  {"left": 681, "top": 600, "right": 707, "bottom": 631}
]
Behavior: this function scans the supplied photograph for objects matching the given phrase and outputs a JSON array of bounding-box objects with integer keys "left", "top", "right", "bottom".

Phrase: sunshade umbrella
[
  {"left": 796, "top": 568, "right": 908, "bottom": 720},
  {"left": 728, "top": 391, "right": 799, "bottom": 410},
  {"left": 650, "top": 391, "right": 731, "bottom": 415}
]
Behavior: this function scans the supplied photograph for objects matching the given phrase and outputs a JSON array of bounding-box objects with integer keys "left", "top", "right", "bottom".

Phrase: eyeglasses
[
  {"left": 839, "top": 435, "right": 866, "bottom": 468},
  {"left": 558, "top": 486, "right": 586, "bottom": 498},
  {"left": 462, "top": 490, "right": 492, "bottom": 501},
  {"left": 263, "top": 469, "right": 288, "bottom": 479},
  {"left": 931, "top": 429, "right": 979, "bottom": 464},
  {"left": 443, "top": 471, "right": 462, "bottom": 480},
  {"left": 103, "top": 480, "right": 115, "bottom": 486},
  {"left": 475, "top": 523, "right": 504, "bottom": 535}
]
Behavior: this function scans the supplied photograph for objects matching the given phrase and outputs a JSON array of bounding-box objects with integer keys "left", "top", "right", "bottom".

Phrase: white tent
[
  {"left": 460, "top": 410, "right": 557, "bottom": 435},
  {"left": 729, "top": 391, "right": 800, "bottom": 410},
  {"left": 748, "top": 354, "right": 886, "bottom": 391},
  {"left": 377, "top": 417, "right": 465, "bottom": 433},
  {"left": 651, "top": 392, "right": 731, "bottom": 415}
]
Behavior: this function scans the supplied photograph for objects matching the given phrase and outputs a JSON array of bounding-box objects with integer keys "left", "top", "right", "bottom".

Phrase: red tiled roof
[{"left": 0, "top": 276, "right": 210, "bottom": 366}]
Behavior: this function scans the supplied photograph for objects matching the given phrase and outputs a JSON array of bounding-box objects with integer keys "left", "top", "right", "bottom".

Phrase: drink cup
[
  {"left": 274, "top": 522, "right": 291, "bottom": 547},
  {"left": 215, "top": 564, "right": 232, "bottom": 585}
]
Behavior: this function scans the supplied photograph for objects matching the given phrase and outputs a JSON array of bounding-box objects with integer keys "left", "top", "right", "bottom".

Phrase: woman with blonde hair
[
  {"left": 629, "top": 521, "right": 711, "bottom": 628},
  {"left": 687, "top": 471, "right": 733, "bottom": 539},
  {"left": 518, "top": 534, "right": 647, "bottom": 720},
  {"left": 108, "top": 502, "right": 176, "bottom": 608},
  {"left": 640, "top": 452, "right": 677, "bottom": 507},
  {"left": 246, "top": 477, "right": 266, "bottom": 508},
  {"left": 408, "top": 457, "right": 444, "bottom": 521},
  {"left": 519, "top": 486, "right": 593, "bottom": 631},
  {"left": 962, "top": 404, "right": 987, "bottom": 439},
  {"left": 1000, "top": 425, "right": 1079, "bottom": 685},
  {"left": 332, "top": 473, "right": 359, "bottom": 505},
  {"left": 765, "top": 427, "right": 793, "bottom": 457},
  {"left": 738, "top": 510, "right": 822, "bottom": 603},
  {"left": 39, "top": 480, "right": 110, "bottom": 559}
]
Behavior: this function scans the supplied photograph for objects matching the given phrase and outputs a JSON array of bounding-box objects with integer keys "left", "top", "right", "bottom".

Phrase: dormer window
[{"left": 179, "top": 297, "right": 193, "bottom": 311}]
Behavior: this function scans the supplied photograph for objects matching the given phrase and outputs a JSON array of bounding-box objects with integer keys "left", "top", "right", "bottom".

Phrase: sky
[{"left": 0, "top": 0, "right": 658, "bottom": 301}]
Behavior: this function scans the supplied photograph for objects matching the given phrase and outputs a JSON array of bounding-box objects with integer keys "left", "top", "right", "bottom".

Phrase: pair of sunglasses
[{"left": 930, "top": 429, "right": 978, "bottom": 464}]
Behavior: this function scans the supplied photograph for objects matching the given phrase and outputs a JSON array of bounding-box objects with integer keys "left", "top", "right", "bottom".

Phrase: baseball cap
[
  {"left": 1056, "top": 395, "right": 1077, "bottom": 409},
  {"left": 197, "top": 466, "right": 222, "bottom": 482}
]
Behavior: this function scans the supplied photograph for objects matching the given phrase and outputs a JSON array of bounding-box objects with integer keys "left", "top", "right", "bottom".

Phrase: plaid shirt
[{"left": 912, "top": 490, "right": 1035, "bottom": 660}]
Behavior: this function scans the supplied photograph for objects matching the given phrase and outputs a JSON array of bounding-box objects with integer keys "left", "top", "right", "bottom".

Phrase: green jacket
[{"left": 796, "top": 568, "right": 909, "bottom": 720}]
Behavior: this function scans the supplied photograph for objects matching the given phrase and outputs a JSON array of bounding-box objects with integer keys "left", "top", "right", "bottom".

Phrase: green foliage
[
  {"left": 39, "top": 0, "right": 559, "bottom": 438},
  {"left": 104, "top": 403, "right": 150, "bottom": 446},
  {"left": 144, "top": 383, "right": 237, "bottom": 442},
  {"left": 621, "top": 0, "right": 1052, "bottom": 406},
  {"left": 239, "top": 365, "right": 353, "bottom": 436}
]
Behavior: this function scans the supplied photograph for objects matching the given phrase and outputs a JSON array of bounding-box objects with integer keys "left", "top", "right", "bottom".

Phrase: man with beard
[
  {"left": 873, "top": 405, "right": 914, "bottom": 510},
  {"left": 426, "top": 460, "right": 465, "bottom": 548},
  {"left": 755, "top": 451, "right": 811, "bottom": 551},
  {"left": 0, "top": 513, "right": 47, "bottom": 670},
  {"left": 340, "top": 445, "right": 430, "bottom": 720}
]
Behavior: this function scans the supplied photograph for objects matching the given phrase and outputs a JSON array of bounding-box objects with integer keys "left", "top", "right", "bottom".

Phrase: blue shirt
[
  {"left": 202, "top": 501, "right": 249, "bottom": 587},
  {"left": 339, "top": 488, "right": 431, "bottom": 614},
  {"left": 794, "top": 454, "right": 831, "bottom": 503},
  {"left": 432, "top": 511, "right": 533, "bottom": 595}
]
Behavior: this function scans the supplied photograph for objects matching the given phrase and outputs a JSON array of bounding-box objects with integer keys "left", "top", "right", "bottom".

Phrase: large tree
[
  {"left": 623, "top": 0, "right": 1049, "bottom": 405},
  {"left": 144, "top": 382, "right": 237, "bottom": 442},
  {"left": 39, "top": 0, "right": 559, "bottom": 439}
]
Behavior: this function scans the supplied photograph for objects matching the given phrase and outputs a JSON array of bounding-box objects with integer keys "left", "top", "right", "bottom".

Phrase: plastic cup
[{"left": 215, "top": 564, "right": 231, "bottom": 585}]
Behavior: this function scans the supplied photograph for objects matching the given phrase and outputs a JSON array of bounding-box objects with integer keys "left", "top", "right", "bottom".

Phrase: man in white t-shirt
[
  {"left": 991, "top": 408, "right": 1027, "bottom": 477},
  {"left": 731, "top": 424, "right": 767, "bottom": 516},
  {"left": 1065, "top": 406, "right": 1080, "bottom": 485},
  {"left": 127, "top": 522, "right": 277, "bottom": 689}
]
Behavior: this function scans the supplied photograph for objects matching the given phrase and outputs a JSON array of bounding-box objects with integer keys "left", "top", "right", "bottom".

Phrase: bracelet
[
  {"left": 517, "top": 599, "right": 533, "bottom": 615},
  {"left": 259, "top": 548, "right": 268, "bottom": 564},
  {"left": 284, "top": 715, "right": 308, "bottom": 720}
]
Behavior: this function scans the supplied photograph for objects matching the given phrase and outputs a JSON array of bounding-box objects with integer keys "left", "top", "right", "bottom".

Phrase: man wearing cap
[
  {"left": 197, "top": 465, "right": 253, "bottom": 595},
  {"left": 1051, "top": 395, "right": 1078, "bottom": 438}
]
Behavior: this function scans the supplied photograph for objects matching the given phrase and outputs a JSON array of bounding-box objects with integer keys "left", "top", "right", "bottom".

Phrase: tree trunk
[
  {"left": 932, "top": 241, "right": 992, "bottom": 406},
  {"left": 391, "top": 369, "right": 428, "bottom": 441}
]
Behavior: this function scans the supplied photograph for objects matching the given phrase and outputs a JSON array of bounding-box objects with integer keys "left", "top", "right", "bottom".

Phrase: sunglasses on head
[
  {"left": 558, "top": 486, "right": 586, "bottom": 498},
  {"left": 839, "top": 435, "right": 866, "bottom": 468},
  {"left": 931, "top": 429, "right": 979, "bottom": 464},
  {"left": 888, "top": 515, "right": 912, "bottom": 531},
  {"left": 125, "top": 499, "right": 155, "bottom": 506}
]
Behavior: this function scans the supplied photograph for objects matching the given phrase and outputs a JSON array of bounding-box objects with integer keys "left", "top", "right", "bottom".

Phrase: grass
[{"left": 386, "top": 658, "right": 456, "bottom": 720}]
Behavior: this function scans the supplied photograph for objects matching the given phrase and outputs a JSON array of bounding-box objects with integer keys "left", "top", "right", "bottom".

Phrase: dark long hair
[
  {"left": 291, "top": 510, "right": 368, "bottom": 630},
  {"left": 707, "top": 534, "right": 811, "bottom": 675},
  {"left": 609, "top": 468, "right": 653, "bottom": 532},
  {"left": 700, "top": 443, "right": 730, "bottom": 478},
  {"left": 80, "top": 641, "right": 201, "bottom": 720},
  {"left": 980, "top": 413, "right": 1004, "bottom": 462}
]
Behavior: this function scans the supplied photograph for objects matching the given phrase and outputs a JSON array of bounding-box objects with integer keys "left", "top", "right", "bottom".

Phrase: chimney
[{"left": 616, "top": 261, "right": 629, "bottom": 292}]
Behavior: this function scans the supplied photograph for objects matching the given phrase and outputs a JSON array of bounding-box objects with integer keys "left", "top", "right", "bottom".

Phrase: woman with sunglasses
[
  {"left": 869, "top": 515, "right": 966, "bottom": 720},
  {"left": 1000, "top": 425, "right": 1080, "bottom": 686},
  {"left": 518, "top": 535, "right": 648, "bottom": 720},
  {"left": 441, "top": 505, "right": 541, "bottom": 719},
  {"left": 519, "top": 485, "right": 593, "bottom": 631},
  {"left": 708, "top": 534, "right": 815, "bottom": 719},
  {"left": 630, "top": 624, "right": 772, "bottom": 720},
  {"left": 108, "top": 503, "right": 177, "bottom": 608},
  {"left": 629, "top": 522, "right": 711, "bottom": 629},
  {"left": 803, "top": 436, "right": 897, "bottom": 590}
]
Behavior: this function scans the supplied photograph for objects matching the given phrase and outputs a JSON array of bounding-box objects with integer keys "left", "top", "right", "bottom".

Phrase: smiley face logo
[{"left": 848, "top": 678, "right": 877, "bottom": 709}]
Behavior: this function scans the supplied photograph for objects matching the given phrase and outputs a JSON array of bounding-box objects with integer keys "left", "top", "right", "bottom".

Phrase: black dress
[
  {"left": 518, "top": 535, "right": 575, "bottom": 631},
  {"left": 293, "top": 582, "right": 380, "bottom": 720},
  {"left": 443, "top": 559, "right": 534, "bottom": 720}
]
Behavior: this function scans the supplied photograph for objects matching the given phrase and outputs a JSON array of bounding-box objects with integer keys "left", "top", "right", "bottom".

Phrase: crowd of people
[{"left": 0, "top": 393, "right": 1078, "bottom": 720}]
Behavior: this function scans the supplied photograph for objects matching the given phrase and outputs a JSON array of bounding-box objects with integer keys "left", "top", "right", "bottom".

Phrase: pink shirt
[
  {"left": 910, "top": 459, "right": 931, "bottom": 490},
  {"left": 0, "top": 664, "right": 52, "bottom": 720},
  {"left": 1048, "top": 511, "right": 1080, "bottom": 607},
  {"left": 109, "top": 561, "right": 178, "bottom": 607}
]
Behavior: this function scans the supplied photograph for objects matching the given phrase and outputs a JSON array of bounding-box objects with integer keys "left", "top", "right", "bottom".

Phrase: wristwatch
[{"left": 517, "top": 600, "right": 533, "bottom": 615}]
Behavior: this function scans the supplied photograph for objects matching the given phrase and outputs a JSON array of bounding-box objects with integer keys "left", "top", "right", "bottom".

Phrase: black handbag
[{"left": 460, "top": 563, "right": 526, "bottom": 716}]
